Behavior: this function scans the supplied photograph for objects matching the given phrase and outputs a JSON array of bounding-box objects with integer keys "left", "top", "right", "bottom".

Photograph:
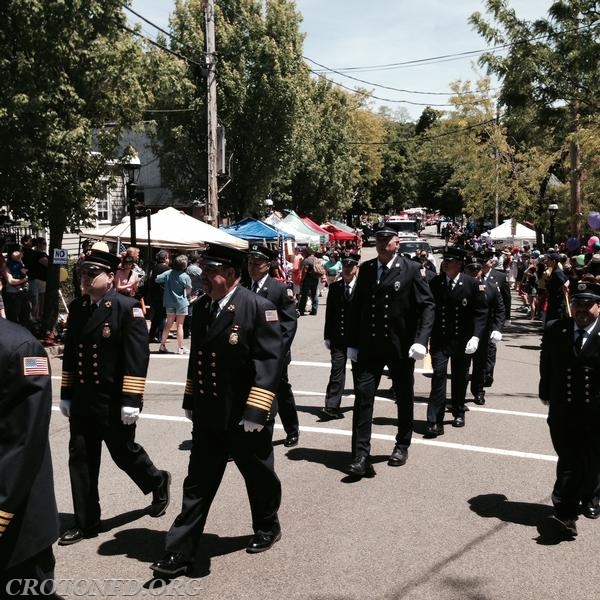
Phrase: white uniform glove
[
  {"left": 240, "top": 419, "right": 264, "bottom": 432},
  {"left": 59, "top": 399, "right": 71, "bottom": 418},
  {"left": 121, "top": 406, "right": 140, "bottom": 425},
  {"left": 465, "top": 336, "right": 479, "bottom": 355},
  {"left": 347, "top": 347, "right": 359, "bottom": 362},
  {"left": 408, "top": 343, "right": 427, "bottom": 361},
  {"left": 490, "top": 330, "right": 502, "bottom": 343},
  {"left": 185, "top": 409, "right": 193, "bottom": 421},
  {"left": 324, "top": 339, "right": 331, "bottom": 350}
]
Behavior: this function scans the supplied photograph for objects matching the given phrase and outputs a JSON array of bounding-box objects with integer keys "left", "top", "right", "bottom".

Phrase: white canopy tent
[
  {"left": 264, "top": 213, "right": 320, "bottom": 245},
  {"left": 488, "top": 219, "right": 537, "bottom": 246},
  {"left": 80, "top": 207, "right": 248, "bottom": 250}
]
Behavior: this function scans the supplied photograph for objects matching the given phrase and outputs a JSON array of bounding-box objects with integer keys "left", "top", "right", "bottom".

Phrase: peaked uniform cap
[
  {"left": 81, "top": 249, "right": 121, "bottom": 272},
  {"left": 248, "top": 244, "right": 276, "bottom": 261},
  {"left": 341, "top": 252, "right": 361, "bottom": 265},
  {"left": 442, "top": 247, "right": 466, "bottom": 262},
  {"left": 200, "top": 243, "right": 247, "bottom": 268},
  {"left": 570, "top": 280, "right": 600, "bottom": 301}
]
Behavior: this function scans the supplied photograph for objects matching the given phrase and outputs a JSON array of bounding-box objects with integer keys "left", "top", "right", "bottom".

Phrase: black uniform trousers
[
  {"left": 165, "top": 423, "right": 281, "bottom": 560},
  {"left": 0, "top": 547, "right": 59, "bottom": 597},
  {"left": 325, "top": 345, "right": 356, "bottom": 409},
  {"left": 549, "top": 418, "right": 600, "bottom": 520},
  {"left": 276, "top": 355, "right": 299, "bottom": 436},
  {"left": 352, "top": 353, "right": 415, "bottom": 458},
  {"left": 428, "top": 348, "right": 470, "bottom": 423},
  {"left": 470, "top": 337, "right": 492, "bottom": 398},
  {"left": 68, "top": 416, "right": 162, "bottom": 529}
]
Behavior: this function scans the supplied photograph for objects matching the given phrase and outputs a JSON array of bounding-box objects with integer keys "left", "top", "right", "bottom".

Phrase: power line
[
  {"left": 349, "top": 118, "right": 498, "bottom": 146},
  {"left": 304, "top": 55, "right": 497, "bottom": 97},
  {"left": 309, "top": 69, "right": 494, "bottom": 108}
]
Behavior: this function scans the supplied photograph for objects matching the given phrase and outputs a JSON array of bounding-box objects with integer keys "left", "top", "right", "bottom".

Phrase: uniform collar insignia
[
  {"left": 227, "top": 304, "right": 235, "bottom": 312},
  {"left": 104, "top": 300, "right": 112, "bottom": 308}
]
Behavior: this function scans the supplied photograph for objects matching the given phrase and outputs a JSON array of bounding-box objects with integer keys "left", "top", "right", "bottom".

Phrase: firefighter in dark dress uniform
[
  {"left": 480, "top": 248, "right": 511, "bottom": 387},
  {"left": 58, "top": 248, "right": 170, "bottom": 545},
  {"left": 345, "top": 228, "right": 435, "bottom": 478},
  {"left": 425, "top": 247, "right": 488, "bottom": 436},
  {"left": 538, "top": 280, "right": 600, "bottom": 540},
  {"left": 246, "top": 244, "right": 300, "bottom": 447},
  {"left": 463, "top": 254, "right": 506, "bottom": 405},
  {"left": 151, "top": 243, "right": 284, "bottom": 578},
  {"left": 0, "top": 320, "right": 59, "bottom": 596},
  {"left": 321, "top": 252, "right": 360, "bottom": 420}
]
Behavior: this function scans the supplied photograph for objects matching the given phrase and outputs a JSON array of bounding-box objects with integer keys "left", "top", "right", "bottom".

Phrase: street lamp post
[
  {"left": 548, "top": 203, "right": 559, "bottom": 248},
  {"left": 121, "top": 146, "right": 141, "bottom": 247}
]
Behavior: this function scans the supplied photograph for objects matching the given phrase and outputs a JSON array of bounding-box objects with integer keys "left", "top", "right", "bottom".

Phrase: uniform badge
[
  {"left": 102, "top": 323, "right": 111, "bottom": 338},
  {"left": 287, "top": 288, "right": 294, "bottom": 298},
  {"left": 479, "top": 285, "right": 486, "bottom": 292},
  {"left": 265, "top": 310, "right": 279, "bottom": 322},
  {"left": 462, "top": 298, "right": 468, "bottom": 306},
  {"left": 229, "top": 324, "right": 240, "bottom": 345},
  {"left": 82, "top": 300, "right": 88, "bottom": 307},
  {"left": 105, "top": 300, "right": 112, "bottom": 308},
  {"left": 394, "top": 281, "right": 401, "bottom": 291}
]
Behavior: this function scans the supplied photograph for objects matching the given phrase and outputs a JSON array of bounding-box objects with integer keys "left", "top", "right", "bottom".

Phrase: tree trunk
[
  {"left": 41, "top": 218, "right": 66, "bottom": 336},
  {"left": 570, "top": 138, "right": 581, "bottom": 239}
]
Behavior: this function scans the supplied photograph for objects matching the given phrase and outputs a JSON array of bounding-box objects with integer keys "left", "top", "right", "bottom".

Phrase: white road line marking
[
  {"left": 50, "top": 408, "right": 556, "bottom": 463},
  {"left": 50, "top": 377, "right": 547, "bottom": 419}
]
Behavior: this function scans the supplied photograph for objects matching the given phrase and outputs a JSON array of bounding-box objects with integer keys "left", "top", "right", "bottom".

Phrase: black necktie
[
  {"left": 344, "top": 283, "right": 351, "bottom": 300},
  {"left": 90, "top": 302, "right": 97, "bottom": 314},
  {"left": 379, "top": 265, "right": 388, "bottom": 283},
  {"left": 209, "top": 301, "right": 219, "bottom": 325},
  {"left": 448, "top": 278, "right": 454, "bottom": 292},
  {"left": 251, "top": 281, "right": 259, "bottom": 293},
  {"left": 575, "top": 329, "right": 586, "bottom": 353}
]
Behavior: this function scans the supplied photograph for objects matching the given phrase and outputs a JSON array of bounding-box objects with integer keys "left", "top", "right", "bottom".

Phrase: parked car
[{"left": 397, "top": 239, "right": 438, "bottom": 271}]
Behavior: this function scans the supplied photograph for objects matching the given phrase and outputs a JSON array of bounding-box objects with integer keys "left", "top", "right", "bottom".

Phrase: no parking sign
[{"left": 53, "top": 248, "right": 69, "bottom": 265}]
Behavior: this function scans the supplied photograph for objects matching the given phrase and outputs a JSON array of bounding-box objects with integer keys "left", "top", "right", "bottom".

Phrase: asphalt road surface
[{"left": 46, "top": 230, "right": 600, "bottom": 599}]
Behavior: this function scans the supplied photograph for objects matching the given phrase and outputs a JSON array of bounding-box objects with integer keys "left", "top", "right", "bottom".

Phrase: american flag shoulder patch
[
  {"left": 23, "top": 356, "right": 50, "bottom": 376},
  {"left": 265, "top": 310, "right": 279, "bottom": 322},
  {"left": 132, "top": 307, "right": 145, "bottom": 318}
]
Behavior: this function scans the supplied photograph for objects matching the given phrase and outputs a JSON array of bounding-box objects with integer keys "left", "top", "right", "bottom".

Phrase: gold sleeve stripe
[
  {"left": 185, "top": 380, "right": 194, "bottom": 394},
  {"left": 0, "top": 510, "right": 14, "bottom": 519},
  {"left": 61, "top": 372, "right": 73, "bottom": 383},
  {"left": 123, "top": 376, "right": 146, "bottom": 394},
  {"left": 247, "top": 399, "right": 271, "bottom": 411},
  {"left": 247, "top": 396, "right": 272, "bottom": 408},
  {"left": 248, "top": 387, "right": 275, "bottom": 402}
]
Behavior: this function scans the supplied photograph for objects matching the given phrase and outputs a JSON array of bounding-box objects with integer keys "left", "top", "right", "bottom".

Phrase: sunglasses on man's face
[{"left": 80, "top": 268, "right": 108, "bottom": 279}]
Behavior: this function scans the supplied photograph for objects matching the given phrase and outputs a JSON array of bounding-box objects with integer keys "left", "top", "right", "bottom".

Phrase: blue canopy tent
[{"left": 221, "top": 217, "right": 295, "bottom": 242}]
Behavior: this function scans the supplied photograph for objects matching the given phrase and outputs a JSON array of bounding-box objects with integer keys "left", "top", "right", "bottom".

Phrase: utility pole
[
  {"left": 205, "top": 0, "right": 219, "bottom": 225},
  {"left": 494, "top": 104, "right": 500, "bottom": 228}
]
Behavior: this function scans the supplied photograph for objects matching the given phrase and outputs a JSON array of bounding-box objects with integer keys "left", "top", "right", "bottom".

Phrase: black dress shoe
[
  {"left": 473, "top": 394, "right": 486, "bottom": 405},
  {"left": 148, "top": 470, "right": 171, "bottom": 518},
  {"left": 246, "top": 530, "right": 282, "bottom": 553},
  {"left": 320, "top": 407, "right": 344, "bottom": 420},
  {"left": 58, "top": 523, "right": 100, "bottom": 546},
  {"left": 452, "top": 416, "right": 465, "bottom": 428},
  {"left": 283, "top": 434, "right": 299, "bottom": 448},
  {"left": 150, "top": 552, "right": 193, "bottom": 577},
  {"left": 345, "top": 456, "right": 375, "bottom": 478},
  {"left": 537, "top": 515, "right": 578, "bottom": 541},
  {"left": 424, "top": 423, "right": 444, "bottom": 438},
  {"left": 388, "top": 447, "right": 408, "bottom": 467},
  {"left": 583, "top": 505, "right": 600, "bottom": 519}
]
